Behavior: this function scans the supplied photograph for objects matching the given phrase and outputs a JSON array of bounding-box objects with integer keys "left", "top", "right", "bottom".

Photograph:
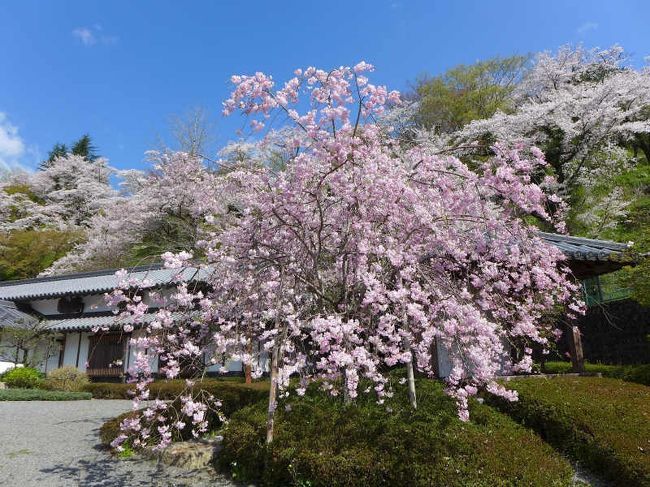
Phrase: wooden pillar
[
  {"left": 430, "top": 338, "right": 440, "bottom": 378},
  {"left": 75, "top": 332, "right": 82, "bottom": 368},
  {"left": 58, "top": 336, "right": 66, "bottom": 368},
  {"left": 569, "top": 326, "right": 585, "bottom": 373}
]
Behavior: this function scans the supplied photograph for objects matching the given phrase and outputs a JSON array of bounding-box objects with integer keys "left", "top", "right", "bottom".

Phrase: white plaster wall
[
  {"left": 29, "top": 298, "right": 59, "bottom": 315},
  {"left": 124, "top": 330, "right": 159, "bottom": 374},
  {"left": 43, "top": 348, "right": 61, "bottom": 374},
  {"left": 434, "top": 339, "right": 511, "bottom": 378},
  {"left": 61, "top": 332, "right": 90, "bottom": 371},
  {"left": 83, "top": 295, "right": 112, "bottom": 313},
  {"left": 29, "top": 295, "right": 115, "bottom": 315},
  {"left": 436, "top": 340, "right": 453, "bottom": 379},
  {"left": 205, "top": 351, "right": 269, "bottom": 374}
]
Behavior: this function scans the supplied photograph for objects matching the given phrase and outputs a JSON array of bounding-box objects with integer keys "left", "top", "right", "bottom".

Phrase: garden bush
[
  {"left": 44, "top": 366, "right": 89, "bottom": 392},
  {"left": 218, "top": 379, "right": 574, "bottom": 487},
  {"left": 82, "top": 381, "right": 132, "bottom": 399},
  {"left": 2, "top": 367, "right": 42, "bottom": 389},
  {"left": 0, "top": 388, "right": 91, "bottom": 401},
  {"left": 542, "top": 361, "right": 650, "bottom": 386},
  {"left": 488, "top": 376, "right": 650, "bottom": 487},
  {"left": 87, "top": 378, "right": 268, "bottom": 402},
  {"left": 99, "top": 379, "right": 269, "bottom": 447}
]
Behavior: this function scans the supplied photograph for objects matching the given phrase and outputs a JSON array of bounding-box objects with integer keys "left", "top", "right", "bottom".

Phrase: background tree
[
  {"left": 169, "top": 107, "right": 216, "bottom": 157},
  {"left": 450, "top": 46, "right": 650, "bottom": 237},
  {"left": 40, "top": 134, "right": 99, "bottom": 169},
  {"left": 43, "top": 143, "right": 68, "bottom": 169},
  {"left": 410, "top": 55, "right": 529, "bottom": 133},
  {"left": 0, "top": 318, "right": 58, "bottom": 368},
  {"left": 45, "top": 151, "right": 224, "bottom": 274},
  {"left": 70, "top": 134, "right": 99, "bottom": 161},
  {"left": 0, "top": 228, "right": 82, "bottom": 280}
]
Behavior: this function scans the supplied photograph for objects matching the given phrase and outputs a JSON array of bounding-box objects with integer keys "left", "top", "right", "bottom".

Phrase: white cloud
[
  {"left": 0, "top": 112, "right": 26, "bottom": 170},
  {"left": 72, "top": 27, "right": 96, "bottom": 46},
  {"left": 72, "top": 25, "right": 118, "bottom": 46},
  {"left": 577, "top": 21, "right": 599, "bottom": 35}
]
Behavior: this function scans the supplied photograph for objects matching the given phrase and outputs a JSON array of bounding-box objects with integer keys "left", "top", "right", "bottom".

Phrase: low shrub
[
  {"left": 2, "top": 367, "right": 42, "bottom": 389},
  {"left": 488, "top": 376, "right": 650, "bottom": 487},
  {"left": 218, "top": 379, "right": 574, "bottom": 487},
  {"left": 0, "top": 388, "right": 92, "bottom": 401},
  {"left": 100, "top": 410, "right": 139, "bottom": 447},
  {"left": 99, "top": 379, "right": 269, "bottom": 447},
  {"left": 82, "top": 381, "right": 132, "bottom": 399},
  {"left": 87, "top": 378, "right": 268, "bottom": 402},
  {"left": 44, "top": 366, "right": 89, "bottom": 392},
  {"left": 542, "top": 361, "right": 650, "bottom": 386}
]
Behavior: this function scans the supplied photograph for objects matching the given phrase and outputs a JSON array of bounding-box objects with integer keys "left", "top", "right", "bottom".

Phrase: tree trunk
[
  {"left": 245, "top": 364, "right": 252, "bottom": 384},
  {"left": 405, "top": 354, "right": 417, "bottom": 409},
  {"left": 266, "top": 342, "right": 280, "bottom": 445},
  {"left": 245, "top": 339, "right": 252, "bottom": 384},
  {"left": 343, "top": 368, "right": 352, "bottom": 404},
  {"left": 402, "top": 321, "right": 417, "bottom": 409}
]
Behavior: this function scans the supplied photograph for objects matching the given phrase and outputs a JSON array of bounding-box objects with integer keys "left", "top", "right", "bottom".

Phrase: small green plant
[
  {"left": 45, "top": 366, "right": 89, "bottom": 392},
  {"left": 2, "top": 367, "right": 42, "bottom": 389},
  {"left": 117, "top": 443, "right": 135, "bottom": 459}
]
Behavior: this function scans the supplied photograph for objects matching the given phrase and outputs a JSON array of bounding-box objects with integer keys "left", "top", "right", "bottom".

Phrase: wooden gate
[{"left": 87, "top": 333, "right": 127, "bottom": 378}]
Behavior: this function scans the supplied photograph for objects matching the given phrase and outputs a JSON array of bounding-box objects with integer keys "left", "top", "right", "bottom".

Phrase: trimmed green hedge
[
  {"left": 0, "top": 388, "right": 92, "bottom": 401},
  {"left": 99, "top": 379, "right": 269, "bottom": 447},
  {"left": 542, "top": 361, "right": 650, "bottom": 386},
  {"left": 84, "top": 377, "right": 265, "bottom": 400},
  {"left": 218, "top": 379, "right": 574, "bottom": 487},
  {"left": 488, "top": 376, "right": 650, "bottom": 487}
]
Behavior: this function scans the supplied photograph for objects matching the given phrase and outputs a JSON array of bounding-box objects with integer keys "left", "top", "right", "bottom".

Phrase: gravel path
[{"left": 0, "top": 399, "right": 238, "bottom": 486}]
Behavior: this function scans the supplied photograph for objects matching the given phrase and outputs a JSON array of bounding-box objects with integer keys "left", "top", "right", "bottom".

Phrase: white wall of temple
[
  {"left": 433, "top": 338, "right": 512, "bottom": 379},
  {"left": 435, "top": 340, "right": 453, "bottom": 378},
  {"left": 29, "top": 298, "right": 59, "bottom": 315},
  {"left": 29, "top": 290, "right": 171, "bottom": 317},
  {"left": 61, "top": 332, "right": 90, "bottom": 371},
  {"left": 43, "top": 346, "right": 61, "bottom": 374},
  {"left": 123, "top": 329, "right": 158, "bottom": 373},
  {"left": 82, "top": 295, "right": 112, "bottom": 313}
]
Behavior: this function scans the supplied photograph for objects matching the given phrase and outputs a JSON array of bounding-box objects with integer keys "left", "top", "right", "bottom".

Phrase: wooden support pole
[
  {"left": 75, "top": 333, "right": 82, "bottom": 368},
  {"left": 569, "top": 326, "right": 584, "bottom": 373}
]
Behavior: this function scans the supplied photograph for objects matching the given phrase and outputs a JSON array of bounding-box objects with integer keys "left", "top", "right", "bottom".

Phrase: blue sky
[{"left": 1, "top": 0, "right": 649, "bottom": 172}]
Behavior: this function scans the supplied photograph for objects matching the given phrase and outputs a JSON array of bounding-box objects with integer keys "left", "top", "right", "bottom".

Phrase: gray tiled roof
[
  {"left": 41, "top": 313, "right": 166, "bottom": 332},
  {"left": 0, "top": 264, "right": 211, "bottom": 301},
  {"left": 0, "top": 300, "right": 38, "bottom": 328},
  {"left": 539, "top": 232, "right": 632, "bottom": 262}
]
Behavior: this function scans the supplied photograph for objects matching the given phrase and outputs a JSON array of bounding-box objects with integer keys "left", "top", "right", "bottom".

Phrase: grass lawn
[
  {"left": 0, "top": 388, "right": 92, "bottom": 401},
  {"left": 218, "top": 379, "right": 574, "bottom": 487},
  {"left": 488, "top": 376, "right": 650, "bottom": 487}
]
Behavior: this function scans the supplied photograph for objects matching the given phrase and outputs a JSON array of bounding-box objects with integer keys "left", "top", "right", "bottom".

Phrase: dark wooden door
[{"left": 87, "top": 333, "right": 127, "bottom": 378}]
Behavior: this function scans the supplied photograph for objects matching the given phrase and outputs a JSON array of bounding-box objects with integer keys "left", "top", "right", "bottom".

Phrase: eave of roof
[
  {"left": 0, "top": 264, "right": 211, "bottom": 301},
  {"left": 538, "top": 232, "right": 633, "bottom": 263},
  {"left": 40, "top": 311, "right": 180, "bottom": 332}
]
